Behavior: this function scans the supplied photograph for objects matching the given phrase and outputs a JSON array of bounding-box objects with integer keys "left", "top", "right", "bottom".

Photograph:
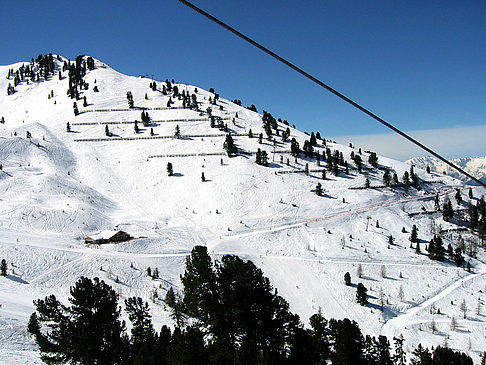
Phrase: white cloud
[{"left": 332, "top": 124, "right": 486, "bottom": 162}]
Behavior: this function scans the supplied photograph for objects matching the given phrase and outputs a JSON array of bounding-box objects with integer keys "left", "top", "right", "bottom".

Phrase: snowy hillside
[
  {"left": 1, "top": 55, "right": 485, "bottom": 363},
  {"left": 407, "top": 155, "right": 486, "bottom": 186}
]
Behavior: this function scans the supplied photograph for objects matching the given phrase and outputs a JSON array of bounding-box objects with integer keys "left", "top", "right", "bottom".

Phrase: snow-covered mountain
[
  {"left": 407, "top": 155, "right": 486, "bottom": 186},
  {"left": 1, "top": 55, "right": 485, "bottom": 363}
]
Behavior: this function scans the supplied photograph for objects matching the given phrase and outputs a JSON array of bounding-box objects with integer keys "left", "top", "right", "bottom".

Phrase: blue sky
[{"left": 2, "top": 0, "right": 485, "bottom": 159}]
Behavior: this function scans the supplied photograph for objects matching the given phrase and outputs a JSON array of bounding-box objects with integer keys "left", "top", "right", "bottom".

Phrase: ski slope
[{"left": 0, "top": 55, "right": 485, "bottom": 363}]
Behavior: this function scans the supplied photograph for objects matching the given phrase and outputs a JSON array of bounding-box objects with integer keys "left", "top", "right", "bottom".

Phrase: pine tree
[
  {"left": 368, "top": 152, "right": 378, "bottom": 168},
  {"left": 435, "top": 193, "right": 441, "bottom": 211},
  {"left": 134, "top": 121, "right": 139, "bottom": 134},
  {"left": 429, "top": 235, "right": 445, "bottom": 261},
  {"left": 83, "top": 96, "right": 87, "bottom": 107},
  {"left": 410, "top": 224, "right": 418, "bottom": 243},
  {"left": 174, "top": 125, "right": 181, "bottom": 138},
  {"left": 354, "top": 154, "right": 362, "bottom": 172},
  {"left": 181, "top": 246, "right": 300, "bottom": 364},
  {"left": 167, "top": 162, "right": 173, "bottom": 176},
  {"left": 332, "top": 163, "right": 339, "bottom": 176},
  {"left": 330, "top": 318, "right": 365, "bottom": 365},
  {"left": 201, "top": 172, "right": 205, "bottom": 182},
  {"left": 383, "top": 169, "right": 391, "bottom": 186},
  {"left": 1, "top": 259, "right": 7, "bottom": 276},
  {"left": 165, "top": 287, "right": 176, "bottom": 308},
  {"left": 141, "top": 111, "right": 151, "bottom": 126},
  {"left": 375, "top": 335, "right": 392, "bottom": 365},
  {"left": 66, "top": 122, "right": 71, "bottom": 133},
  {"left": 126, "top": 91, "right": 134, "bottom": 108},
  {"left": 169, "top": 293, "right": 186, "bottom": 329},
  {"left": 308, "top": 310, "right": 331, "bottom": 361},
  {"left": 447, "top": 243, "right": 454, "bottom": 260},
  {"left": 73, "top": 102, "right": 79, "bottom": 116},
  {"left": 344, "top": 272, "right": 351, "bottom": 286},
  {"left": 411, "top": 344, "right": 432, "bottom": 364},
  {"left": 290, "top": 138, "right": 300, "bottom": 157},
  {"left": 411, "top": 173, "right": 420, "bottom": 189},
  {"left": 310, "top": 132, "right": 317, "bottom": 146},
  {"left": 402, "top": 171, "right": 410, "bottom": 192},
  {"left": 443, "top": 198, "right": 454, "bottom": 221},
  {"left": 356, "top": 283, "right": 368, "bottom": 305},
  {"left": 125, "top": 297, "right": 156, "bottom": 361},
  {"left": 28, "top": 277, "right": 128, "bottom": 364},
  {"left": 223, "top": 134, "right": 237, "bottom": 157},
  {"left": 455, "top": 189, "right": 462, "bottom": 205}
]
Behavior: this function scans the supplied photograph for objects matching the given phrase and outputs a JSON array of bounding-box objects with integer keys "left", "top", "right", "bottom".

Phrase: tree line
[{"left": 27, "top": 246, "right": 474, "bottom": 364}]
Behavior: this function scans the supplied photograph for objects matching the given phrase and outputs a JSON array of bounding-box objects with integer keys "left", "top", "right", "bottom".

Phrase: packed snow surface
[{"left": 1, "top": 56, "right": 485, "bottom": 363}]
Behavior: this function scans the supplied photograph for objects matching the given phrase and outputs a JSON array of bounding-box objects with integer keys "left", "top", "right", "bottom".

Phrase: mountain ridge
[
  {"left": 0, "top": 54, "right": 485, "bottom": 363},
  {"left": 407, "top": 155, "right": 486, "bottom": 185}
]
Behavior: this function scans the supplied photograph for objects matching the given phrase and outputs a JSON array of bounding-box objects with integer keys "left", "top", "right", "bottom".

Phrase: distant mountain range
[{"left": 406, "top": 156, "right": 486, "bottom": 185}]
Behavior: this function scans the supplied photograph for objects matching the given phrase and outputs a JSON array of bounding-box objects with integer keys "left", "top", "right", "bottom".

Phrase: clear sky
[{"left": 1, "top": 0, "right": 485, "bottom": 160}]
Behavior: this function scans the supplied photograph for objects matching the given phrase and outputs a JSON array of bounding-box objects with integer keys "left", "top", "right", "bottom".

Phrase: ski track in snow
[
  {"left": 223, "top": 186, "right": 465, "bottom": 239},
  {"left": 1, "top": 57, "right": 485, "bottom": 363},
  {"left": 382, "top": 265, "right": 486, "bottom": 339},
  {"left": 30, "top": 255, "right": 89, "bottom": 284}
]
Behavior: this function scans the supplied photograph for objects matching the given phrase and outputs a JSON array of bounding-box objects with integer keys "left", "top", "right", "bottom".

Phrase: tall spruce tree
[
  {"left": 329, "top": 318, "right": 365, "bottom": 365},
  {"left": 167, "top": 162, "right": 173, "bottom": 176},
  {"left": 125, "top": 297, "right": 156, "bottom": 362},
  {"left": 356, "top": 283, "right": 368, "bottom": 306},
  {"left": 223, "top": 134, "right": 237, "bottom": 157},
  {"left": 443, "top": 198, "right": 454, "bottom": 222},
  {"left": 28, "top": 277, "right": 128, "bottom": 364},
  {"left": 1, "top": 259, "right": 7, "bottom": 276},
  {"left": 368, "top": 152, "right": 378, "bottom": 168},
  {"left": 402, "top": 171, "right": 410, "bottom": 192},
  {"left": 410, "top": 224, "right": 418, "bottom": 243},
  {"left": 383, "top": 169, "right": 391, "bottom": 186},
  {"left": 126, "top": 91, "right": 134, "bottom": 108}
]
